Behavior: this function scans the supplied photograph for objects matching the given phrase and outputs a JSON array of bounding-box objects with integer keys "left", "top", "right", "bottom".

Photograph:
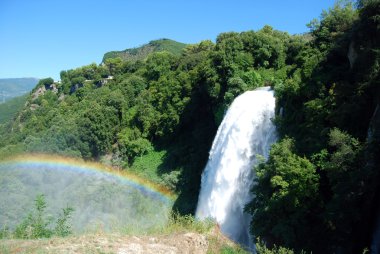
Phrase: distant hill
[
  {"left": 102, "top": 39, "right": 187, "bottom": 62},
  {"left": 0, "top": 78, "right": 39, "bottom": 103},
  {"left": 0, "top": 94, "right": 28, "bottom": 124}
]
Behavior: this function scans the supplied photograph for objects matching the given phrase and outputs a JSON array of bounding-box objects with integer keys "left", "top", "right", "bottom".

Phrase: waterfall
[
  {"left": 372, "top": 208, "right": 380, "bottom": 254},
  {"left": 196, "top": 87, "right": 277, "bottom": 249},
  {"left": 368, "top": 103, "right": 380, "bottom": 254}
]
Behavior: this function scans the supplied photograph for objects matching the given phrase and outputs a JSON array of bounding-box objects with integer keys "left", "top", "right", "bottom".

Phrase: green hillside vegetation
[
  {"left": 102, "top": 38, "right": 187, "bottom": 62},
  {"left": 0, "top": 78, "right": 39, "bottom": 102},
  {"left": 0, "top": 94, "right": 28, "bottom": 124},
  {"left": 0, "top": 0, "right": 379, "bottom": 253}
]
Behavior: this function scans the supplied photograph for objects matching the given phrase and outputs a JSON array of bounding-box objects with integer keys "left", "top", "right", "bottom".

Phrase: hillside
[
  {"left": 0, "top": 94, "right": 28, "bottom": 124},
  {"left": 0, "top": 78, "right": 38, "bottom": 103},
  {"left": 102, "top": 38, "right": 187, "bottom": 62},
  {"left": 0, "top": 1, "right": 379, "bottom": 253}
]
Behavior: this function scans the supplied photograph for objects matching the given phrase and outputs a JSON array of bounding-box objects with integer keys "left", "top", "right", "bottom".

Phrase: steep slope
[
  {"left": 102, "top": 38, "right": 187, "bottom": 62},
  {"left": 0, "top": 78, "right": 39, "bottom": 103},
  {"left": 0, "top": 1, "right": 379, "bottom": 251},
  {"left": 0, "top": 94, "right": 28, "bottom": 124}
]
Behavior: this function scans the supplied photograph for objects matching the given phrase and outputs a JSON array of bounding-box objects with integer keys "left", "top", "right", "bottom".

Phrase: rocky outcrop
[
  {"left": 29, "top": 104, "right": 39, "bottom": 111},
  {"left": 58, "top": 93, "right": 65, "bottom": 101},
  {"left": 69, "top": 83, "right": 84, "bottom": 94},
  {"left": 100, "top": 75, "right": 114, "bottom": 86},
  {"left": 31, "top": 83, "right": 58, "bottom": 101},
  {"left": 44, "top": 83, "right": 58, "bottom": 93},
  {"left": 31, "top": 85, "right": 46, "bottom": 100}
]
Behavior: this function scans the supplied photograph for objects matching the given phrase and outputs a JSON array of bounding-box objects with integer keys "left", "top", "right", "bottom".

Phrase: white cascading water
[
  {"left": 196, "top": 87, "right": 277, "bottom": 249},
  {"left": 371, "top": 208, "right": 380, "bottom": 254}
]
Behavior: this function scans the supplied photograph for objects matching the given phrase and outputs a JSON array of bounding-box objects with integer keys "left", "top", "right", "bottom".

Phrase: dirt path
[{"left": 0, "top": 232, "right": 235, "bottom": 254}]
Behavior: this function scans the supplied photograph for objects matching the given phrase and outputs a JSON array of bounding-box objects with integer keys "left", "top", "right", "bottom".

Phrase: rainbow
[{"left": 0, "top": 154, "right": 176, "bottom": 204}]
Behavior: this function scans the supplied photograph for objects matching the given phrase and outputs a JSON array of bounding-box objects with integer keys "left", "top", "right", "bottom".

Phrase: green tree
[
  {"left": 104, "top": 57, "right": 123, "bottom": 76},
  {"left": 78, "top": 103, "right": 119, "bottom": 157},
  {"left": 118, "top": 127, "right": 153, "bottom": 164},
  {"left": 246, "top": 138, "right": 319, "bottom": 251},
  {"left": 144, "top": 51, "right": 176, "bottom": 80},
  {"left": 54, "top": 206, "right": 74, "bottom": 237},
  {"left": 318, "top": 128, "right": 366, "bottom": 251},
  {"left": 14, "top": 194, "right": 53, "bottom": 239},
  {"left": 256, "top": 238, "right": 299, "bottom": 254},
  {"left": 307, "top": 0, "right": 358, "bottom": 51}
]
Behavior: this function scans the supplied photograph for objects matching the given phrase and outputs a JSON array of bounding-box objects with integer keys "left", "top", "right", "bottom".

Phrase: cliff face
[{"left": 31, "top": 83, "right": 58, "bottom": 100}]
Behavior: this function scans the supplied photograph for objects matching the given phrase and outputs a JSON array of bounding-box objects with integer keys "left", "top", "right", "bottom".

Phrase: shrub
[{"left": 13, "top": 194, "right": 74, "bottom": 239}]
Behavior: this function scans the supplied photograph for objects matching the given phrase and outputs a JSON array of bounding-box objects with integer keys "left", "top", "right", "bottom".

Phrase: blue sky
[{"left": 0, "top": 0, "right": 335, "bottom": 80}]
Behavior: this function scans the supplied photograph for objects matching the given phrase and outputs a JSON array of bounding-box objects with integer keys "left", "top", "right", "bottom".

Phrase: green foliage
[
  {"left": 255, "top": 239, "right": 298, "bottom": 254},
  {"left": 224, "top": 77, "right": 248, "bottom": 104},
  {"left": 308, "top": 0, "right": 358, "bottom": 51},
  {"left": 242, "top": 26, "right": 288, "bottom": 69},
  {"left": 102, "top": 38, "right": 187, "bottom": 62},
  {"left": 0, "top": 144, "right": 25, "bottom": 160},
  {"left": 246, "top": 138, "right": 319, "bottom": 250},
  {"left": 14, "top": 194, "right": 53, "bottom": 239},
  {"left": 0, "top": 227, "right": 10, "bottom": 239},
  {"left": 160, "top": 170, "right": 181, "bottom": 191},
  {"left": 129, "top": 149, "right": 167, "bottom": 182},
  {"left": 78, "top": 103, "right": 119, "bottom": 157},
  {"left": 257, "top": 1, "right": 380, "bottom": 252},
  {"left": 162, "top": 212, "right": 214, "bottom": 234},
  {"left": 0, "top": 94, "right": 28, "bottom": 124},
  {"left": 144, "top": 51, "right": 177, "bottom": 80},
  {"left": 118, "top": 127, "right": 153, "bottom": 164},
  {"left": 37, "top": 77, "right": 54, "bottom": 88},
  {"left": 316, "top": 129, "right": 369, "bottom": 251},
  {"left": 54, "top": 207, "right": 74, "bottom": 237},
  {"left": 12, "top": 194, "right": 74, "bottom": 239},
  {"left": 1, "top": 3, "right": 379, "bottom": 252},
  {"left": 219, "top": 246, "right": 249, "bottom": 254}
]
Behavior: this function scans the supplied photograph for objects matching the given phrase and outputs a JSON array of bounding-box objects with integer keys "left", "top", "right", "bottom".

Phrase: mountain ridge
[
  {"left": 0, "top": 78, "right": 39, "bottom": 103},
  {"left": 102, "top": 38, "right": 187, "bottom": 62}
]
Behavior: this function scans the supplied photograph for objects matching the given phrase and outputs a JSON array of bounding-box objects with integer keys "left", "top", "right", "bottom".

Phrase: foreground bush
[{"left": 2, "top": 194, "right": 74, "bottom": 239}]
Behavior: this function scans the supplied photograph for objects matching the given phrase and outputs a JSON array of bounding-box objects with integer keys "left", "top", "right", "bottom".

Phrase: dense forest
[
  {"left": 0, "top": 0, "right": 379, "bottom": 253},
  {"left": 102, "top": 38, "right": 187, "bottom": 62},
  {"left": 0, "top": 94, "right": 28, "bottom": 124}
]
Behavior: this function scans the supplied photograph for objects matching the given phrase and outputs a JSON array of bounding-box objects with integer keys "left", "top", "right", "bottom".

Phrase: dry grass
[{"left": 0, "top": 224, "right": 247, "bottom": 254}]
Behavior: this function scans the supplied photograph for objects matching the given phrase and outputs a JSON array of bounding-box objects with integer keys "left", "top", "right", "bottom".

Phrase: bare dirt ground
[{"left": 0, "top": 230, "right": 238, "bottom": 254}]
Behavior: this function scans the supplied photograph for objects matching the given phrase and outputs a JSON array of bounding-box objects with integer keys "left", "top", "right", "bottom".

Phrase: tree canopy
[{"left": 0, "top": 1, "right": 379, "bottom": 252}]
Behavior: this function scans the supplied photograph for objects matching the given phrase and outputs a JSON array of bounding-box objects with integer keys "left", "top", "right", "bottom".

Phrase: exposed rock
[
  {"left": 32, "top": 86, "right": 46, "bottom": 100},
  {"left": 30, "top": 104, "right": 40, "bottom": 111},
  {"left": 31, "top": 83, "right": 58, "bottom": 101},
  {"left": 99, "top": 76, "right": 114, "bottom": 87},
  {"left": 69, "top": 83, "right": 84, "bottom": 94},
  {"left": 58, "top": 93, "right": 65, "bottom": 101},
  {"left": 44, "top": 83, "right": 58, "bottom": 93},
  {"left": 347, "top": 41, "right": 358, "bottom": 69}
]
